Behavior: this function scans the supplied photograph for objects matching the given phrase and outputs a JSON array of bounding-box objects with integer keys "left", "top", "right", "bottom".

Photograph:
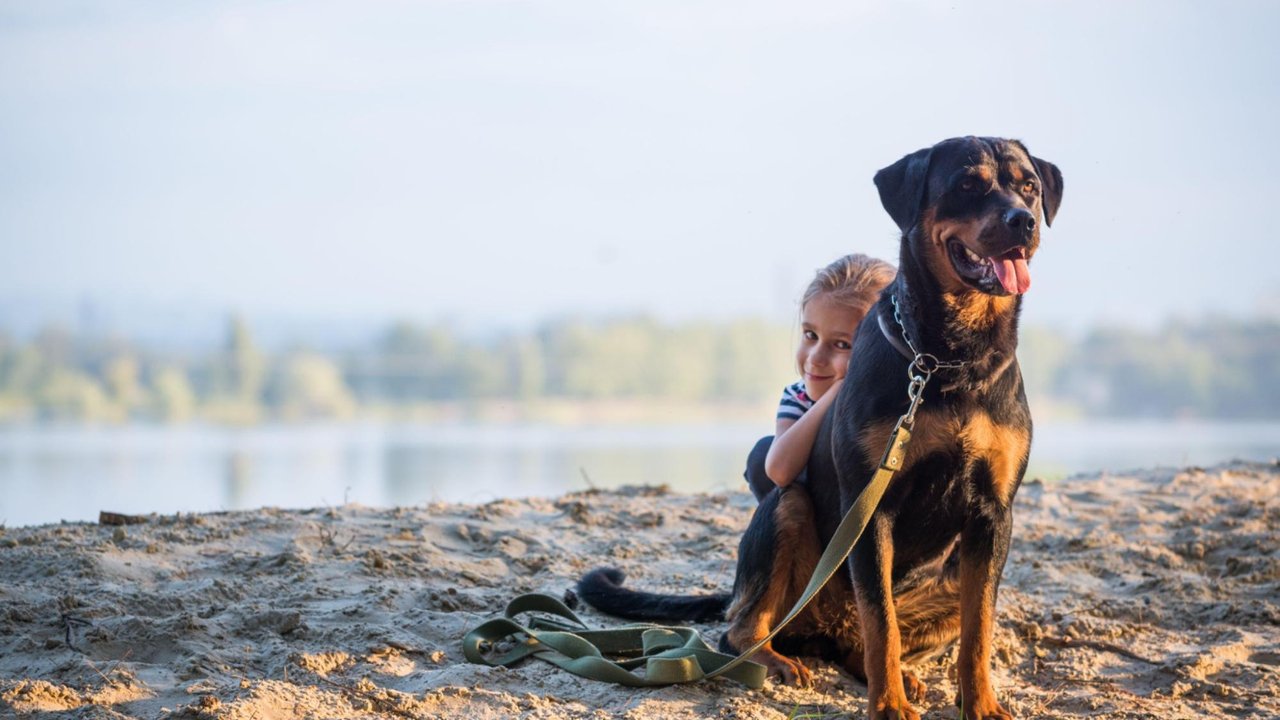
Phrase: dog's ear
[
  {"left": 1030, "top": 155, "right": 1063, "bottom": 227},
  {"left": 1012, "top": 140, "right": 1064, "bottom": 227},
  {"left": 874, "top": 147, "right": 933, "bottom": 233}
]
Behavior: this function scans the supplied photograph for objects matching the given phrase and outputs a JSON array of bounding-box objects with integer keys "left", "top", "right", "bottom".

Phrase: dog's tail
[{"left": 576, "top": 567, "right": 729, "bottom": 623}]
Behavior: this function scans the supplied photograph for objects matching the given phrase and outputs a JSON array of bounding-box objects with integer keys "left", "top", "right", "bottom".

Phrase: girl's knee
[
  {"left": 748, "top": 435, "right": 773, "bottom": 464},
  {"left": 745, "top": 436, "right": 776, "bottom": 502}
]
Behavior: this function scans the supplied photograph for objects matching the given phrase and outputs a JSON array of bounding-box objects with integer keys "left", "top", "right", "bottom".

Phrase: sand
[{"left": 1, "top": 460, "right": 1277, "bottom": 719}]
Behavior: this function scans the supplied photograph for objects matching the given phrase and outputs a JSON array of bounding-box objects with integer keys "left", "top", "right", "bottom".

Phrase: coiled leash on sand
[{"left": 463, "top": 296, "right": 964, "bottom": 689}]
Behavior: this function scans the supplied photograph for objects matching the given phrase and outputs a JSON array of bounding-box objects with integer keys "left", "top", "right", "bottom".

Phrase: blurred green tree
[
  {"left": 104, "top": 355, "right": 148, "bottom": 419},
  {"left": 374, "top": 321, "right": 459, "bottom": 400},
  {"left": 204, "top": 314, "right": 267, "bottom": 424},
  {"left": 270, "top": 352, "right": 356, "bottom": 420},
  {"left": 151, "top": 365, "right": 197, "bottom": 422},
  {"left": 35, "top": 369, "right": 110, "bottom": 422}
]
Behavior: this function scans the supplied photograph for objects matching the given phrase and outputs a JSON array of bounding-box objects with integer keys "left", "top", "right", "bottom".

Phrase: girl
[{"left": 745, "top": 253, "right": 896, "bottom": 501}]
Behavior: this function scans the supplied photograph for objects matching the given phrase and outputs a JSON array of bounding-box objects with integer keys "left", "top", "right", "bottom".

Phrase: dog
[{"left": 578, "top": 136, "right": 1062, "bottom": 719}]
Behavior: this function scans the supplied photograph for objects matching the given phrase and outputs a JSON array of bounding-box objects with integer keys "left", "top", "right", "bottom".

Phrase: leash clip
[{"left": 900, "top": 365, "right": 931, "bottom": 429}]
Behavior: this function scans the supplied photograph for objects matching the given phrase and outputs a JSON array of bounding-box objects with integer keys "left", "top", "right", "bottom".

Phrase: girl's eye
[
  {"left": 803, "top": 330, "right": 818, "bottom": 341},
  {"left": 835, "top": 341, "right": 851, "bottom": 350}
]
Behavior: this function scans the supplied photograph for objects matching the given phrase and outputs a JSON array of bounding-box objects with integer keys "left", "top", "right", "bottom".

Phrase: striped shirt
[{"left": 776, "top": 381, "right": 814, "bottom": 421}]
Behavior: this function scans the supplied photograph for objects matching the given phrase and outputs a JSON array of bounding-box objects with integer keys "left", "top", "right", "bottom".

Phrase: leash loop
[{"left": 462, "top": 593, "right": 768, "bottom": 689}]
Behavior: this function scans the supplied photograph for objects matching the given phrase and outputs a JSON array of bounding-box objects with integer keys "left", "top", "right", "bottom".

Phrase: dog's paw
[
  {"left": 961, "top": 707, "right": 1013, "bottom": 720},
  {"left": 868, "top": 700, "right": 920, "bottom": 720},
  {"left": 956, "top": 692, "right": 1013, "bottom": 720},
  {"left": 772, "top": 655, "right": 814, "bottom": 688},
  {"left": 755, "top": 650, "right": 813, "bottom": 688},
  {"left": 901, "top": 669, "right": 927, "bottom": 703}
]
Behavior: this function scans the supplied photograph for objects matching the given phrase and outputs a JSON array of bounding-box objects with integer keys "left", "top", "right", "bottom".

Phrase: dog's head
[{"left": 875, "top": 137, "right": 1063, "bottom": 297}]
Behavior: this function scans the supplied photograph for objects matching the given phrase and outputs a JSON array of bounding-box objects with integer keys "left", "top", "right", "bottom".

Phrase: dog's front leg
[
  {"left": 852, "top": 515, "right": 919, "bottom": 720},
  {"left": 957, "top": 507, "right": 1014, "bottom": 720}
]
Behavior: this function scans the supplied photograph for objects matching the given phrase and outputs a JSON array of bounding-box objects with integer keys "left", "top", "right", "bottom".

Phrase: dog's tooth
[{"left": 965, "top": 247, "right": 981, "bottom": 263}]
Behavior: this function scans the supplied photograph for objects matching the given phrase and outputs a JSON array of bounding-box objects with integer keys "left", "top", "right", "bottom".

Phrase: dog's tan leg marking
[
  {"left": 958, "top": 549, "right": 1012, "bottom": 720},
  {"left": 840, "top": 579, "right": 951, "bottom": 705},
  {"left": 856, "top": 519, "right": 920, "bottom": 720},
  {"left": 724, "top": 488, "right": 822, "bottom": 687}
]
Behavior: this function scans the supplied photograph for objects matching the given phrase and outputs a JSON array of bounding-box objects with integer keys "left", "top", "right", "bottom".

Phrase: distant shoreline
[
  {"left": 1, "top": 419, "right": 1277, "bottom": 528},
  {"left": 3, "top": 397, "right": 1280, "bottom": 429}
]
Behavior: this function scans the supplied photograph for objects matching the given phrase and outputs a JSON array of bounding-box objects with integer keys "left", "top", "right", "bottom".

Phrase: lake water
[{"left": 1, "top": 420, "right": 1277, "bottom": 527}]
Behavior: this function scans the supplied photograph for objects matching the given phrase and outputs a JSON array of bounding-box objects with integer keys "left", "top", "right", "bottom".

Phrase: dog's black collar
[{"left": 877, "top": 307, "right": 915, "bottom": 362}]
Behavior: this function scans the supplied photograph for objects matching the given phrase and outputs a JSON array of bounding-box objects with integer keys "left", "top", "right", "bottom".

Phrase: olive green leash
[
  {"left": 460, "top": 418, "right": 912, "bottom": 689},
  {"left": 463, "top": 299, "right": 956, "bottom": 688},
  {"left": 461, "top": 593, "right": 769, "bottom": 688}
]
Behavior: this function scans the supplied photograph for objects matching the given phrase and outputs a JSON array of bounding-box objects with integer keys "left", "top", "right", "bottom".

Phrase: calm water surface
[{"left": 1, "top": 421, "right": 1276, "bottom": 527}]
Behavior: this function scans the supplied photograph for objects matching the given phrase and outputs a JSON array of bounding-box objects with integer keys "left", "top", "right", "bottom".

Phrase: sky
[{"left": 1, "top": 0, "right": 1278, "bottom": 338}]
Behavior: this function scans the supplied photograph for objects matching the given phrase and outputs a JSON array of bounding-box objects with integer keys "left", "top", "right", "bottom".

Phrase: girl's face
[{"left": 796, "top": 293, "right": 866, "bottom": 401}]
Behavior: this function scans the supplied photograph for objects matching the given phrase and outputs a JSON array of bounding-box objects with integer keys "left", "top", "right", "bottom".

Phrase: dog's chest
[{"left": 862, "top": 407, "right": 1030, "bottom": 508}]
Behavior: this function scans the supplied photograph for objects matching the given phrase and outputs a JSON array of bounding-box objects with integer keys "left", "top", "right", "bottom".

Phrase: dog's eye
[
  {"left": 1022, "top": 179, "right": 1038, "bottom": 194},
  {"left": 959, "top": 178, "right": 978, "bottom": 192}
]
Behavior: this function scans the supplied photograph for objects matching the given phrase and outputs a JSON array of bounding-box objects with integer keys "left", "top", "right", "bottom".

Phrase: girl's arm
[{"left": 763, "top": 379, "right": 843, "bottom": 487}]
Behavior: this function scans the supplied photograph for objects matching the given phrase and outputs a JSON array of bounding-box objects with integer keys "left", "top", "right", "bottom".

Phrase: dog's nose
[{"left": 1003, "top": 208, "right": 1036, "bottom": 235}]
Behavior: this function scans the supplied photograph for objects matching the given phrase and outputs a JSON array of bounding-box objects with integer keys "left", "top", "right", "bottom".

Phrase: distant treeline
[
  {"left": 0, "top": 315, "right": 1276, "bottom": 423},
  {"left": 1019, "top": 320, "right": 1280, "bottom": 419}
]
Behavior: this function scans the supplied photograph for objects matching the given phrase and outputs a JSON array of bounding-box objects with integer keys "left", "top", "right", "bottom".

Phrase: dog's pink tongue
[{"left": 990, "top": 251, "right": 1031, "bottom": 295}]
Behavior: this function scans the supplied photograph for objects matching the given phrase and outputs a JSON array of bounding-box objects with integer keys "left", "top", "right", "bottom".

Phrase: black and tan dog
[{"left": 578, "top": 136, "right": 1062, "bottom": 719}]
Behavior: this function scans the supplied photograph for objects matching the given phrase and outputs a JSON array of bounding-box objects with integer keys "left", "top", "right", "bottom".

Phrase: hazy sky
[{"left": 2, "top": 0, "right": 1278, "bottom": 333}]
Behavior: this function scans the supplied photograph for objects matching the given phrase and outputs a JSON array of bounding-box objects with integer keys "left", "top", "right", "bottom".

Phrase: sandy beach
[{"left": 2, "top": 460, "right": 1277, "bottom": 719}]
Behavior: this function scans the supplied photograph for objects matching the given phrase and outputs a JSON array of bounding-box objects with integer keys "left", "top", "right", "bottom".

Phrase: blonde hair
[{"left": 802, "top": 253, "right": 896, "bottom": 312}]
